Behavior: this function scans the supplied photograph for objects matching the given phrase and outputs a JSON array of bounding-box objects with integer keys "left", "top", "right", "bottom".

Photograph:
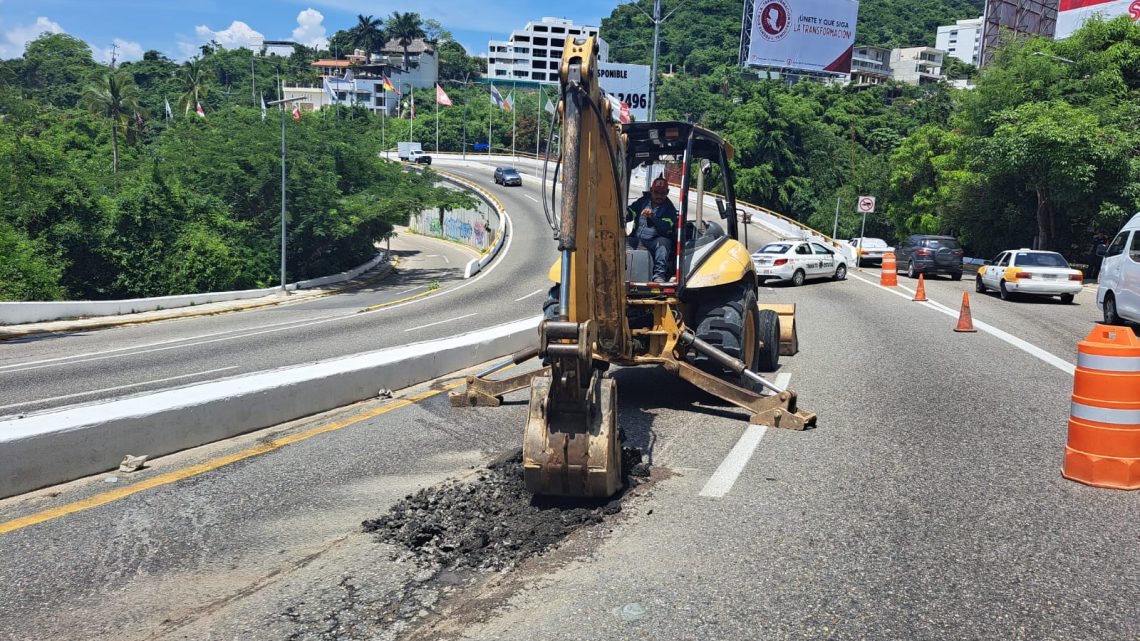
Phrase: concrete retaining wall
[
  {"left": 407, "top": 183, "right": 500, "bottom": 252},
  {"left": 0, "top": 315, "right": 541, "bottom": 499},
  {"left": 0, "top": 251, "right": 388, "bottom": 326}
]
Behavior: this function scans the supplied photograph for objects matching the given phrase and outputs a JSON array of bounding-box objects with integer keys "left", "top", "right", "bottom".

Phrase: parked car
[
  {"left": 895, "top": 234, "right": 964, "bottom": 280},
  {"left": 1097, "top": 212, "right": 1140, "bottom": 324},
  {"left": 408, "top": 149, "right": 432, "bottom": 165},
  {"left": 752, "top": 240, "right": 847, "bottom": 287},
  {"left": 976, "top": 249, "right": 1083, "bottom": 303},
  {"left": 494, "top": 166, "right": 522, "bottom": 186},
  {"left": 849, "top": 237, "right": 893, "bottom": 267}
]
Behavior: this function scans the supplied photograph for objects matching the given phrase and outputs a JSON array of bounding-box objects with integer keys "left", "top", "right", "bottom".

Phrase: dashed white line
[
  {"left": 847, "top": 272, "right": 1075, "bottom": 375},
  {"left": 397, "top": 285, "right": 426, "bottom": 295},
  {"left": 0, "top": 366, "right": 239, "bottom": 412},
  {"left": 403, "top": 312, "right": 477, "bottom": 332},
  {"left": 524, "top": 194, "right": 539, "bottom": 203},
  {"left": 514, "top": 288, "right": 547, "bottom": 302},
  {"left": 698, "top": 371, "right": 792, "bottom": 498}
]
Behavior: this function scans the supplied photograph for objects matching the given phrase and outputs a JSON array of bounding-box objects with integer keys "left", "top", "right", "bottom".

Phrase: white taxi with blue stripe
[
  {"left": 975, "top": 249, "right": 1083, "bottom": 303},
  {"left": 752, "top": 240, "right": 847, "bottom": 287}
]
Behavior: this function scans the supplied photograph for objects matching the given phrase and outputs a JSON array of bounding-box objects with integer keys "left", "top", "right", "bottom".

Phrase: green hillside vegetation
[
  {"left": 0, "top": 33, "right": 472, "bottom": 301},
  {"left": 599, "top": 3, "right": 1140, "bottom": 259}
]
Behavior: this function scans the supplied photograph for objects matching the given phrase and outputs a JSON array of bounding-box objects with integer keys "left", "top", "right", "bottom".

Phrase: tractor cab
[{"left": 620, "top": 121, "right": 742, "bottom": 298}]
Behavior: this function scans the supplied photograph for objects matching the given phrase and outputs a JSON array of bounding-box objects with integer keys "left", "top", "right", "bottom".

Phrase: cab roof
[{"left": 622, "top": 121, "right": 734, "bottom": 165}]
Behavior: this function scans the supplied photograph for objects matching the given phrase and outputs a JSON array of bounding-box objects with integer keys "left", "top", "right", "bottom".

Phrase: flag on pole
[
  {"left": 489, "top": 84, "right": 509, "bottom": 110},
  {"left": 195, "top": 100, "right": 206, "bottom": 118},
  {"left": 323, "top": 77, "right": 338, "bottom": 103},
  {"left": 545, "top": 97, "right": 556, "bottom": 115},
  {"left": 382, "top": 76, "right": 400, "bottom": 95},
  {"left": 435, "top": 84, "right": 452, "bottom": 106},
  {"left": 504, "top": 91, "right": 514, "bottom": 112},
  {"left": 261, "top": 94, "right": 267, "bottom": 121},
  {"left": 605, "top": 94, "right": 631, "bottom": 124},
  {"left": 164, "top": 97, "right": 173, "bottom": 120},
  {"left": 292, "top": 101, "right": 302, "bottom": 120},
  {"left": 344, "top": 68, "right": 354, "bottom": 83}
]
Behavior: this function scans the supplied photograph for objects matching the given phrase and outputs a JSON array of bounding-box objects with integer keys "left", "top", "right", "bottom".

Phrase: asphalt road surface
[
  {"left": 0, "top": 159, "right": 563, "bottom": 417},
  {"left": 2, "top": 221, "right": 1133, "bottom": 641}
]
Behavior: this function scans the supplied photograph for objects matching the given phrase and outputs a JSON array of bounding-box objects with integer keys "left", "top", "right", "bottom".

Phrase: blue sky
[{"left": 0, "top": 0, "right": 623, "bottom": 62}]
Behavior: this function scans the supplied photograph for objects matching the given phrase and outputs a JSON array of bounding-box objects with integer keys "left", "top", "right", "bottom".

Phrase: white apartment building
[
  {"left": 849, "top": 46, "right": 893, "bottom": 86},
  {"left": 487, "top": 17, "right": 611, "bottom": 84},
  {"left": 935, "top": 17, "right": 983, "bottom": 66},
  {"left": 890, "top": 47, "right": 946, "bottom": 85}
]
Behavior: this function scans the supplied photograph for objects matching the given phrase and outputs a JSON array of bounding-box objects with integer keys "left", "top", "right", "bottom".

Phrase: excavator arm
[{"left": 523, "top": 36, "right": 630, "bottom": 497}]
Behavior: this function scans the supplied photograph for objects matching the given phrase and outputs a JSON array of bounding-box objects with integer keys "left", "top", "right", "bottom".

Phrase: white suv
[{"left": 1097, "top": 212, "right": 1140, "bottom": 324}]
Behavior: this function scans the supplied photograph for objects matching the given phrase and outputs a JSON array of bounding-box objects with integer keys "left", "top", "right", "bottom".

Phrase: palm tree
[
  {"left": 386, "top": 11, "right": 425, "bottom": 71},
  {"left": 82, "top": 69, "right": 142, "bottom": 174},
  {"left": 177, "top": 59, "right": 209, "bottom": 115},
  {"left": 347, "top": 14, "right": 384, "bottom": 55}
]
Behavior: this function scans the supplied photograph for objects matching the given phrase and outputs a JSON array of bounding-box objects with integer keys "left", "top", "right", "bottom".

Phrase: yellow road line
[
  {"left": 0, "top": 380, "right": 464, "bottom": 536},
  {"left": 358, "top": 287, "right": 437, "bottom": 313}
]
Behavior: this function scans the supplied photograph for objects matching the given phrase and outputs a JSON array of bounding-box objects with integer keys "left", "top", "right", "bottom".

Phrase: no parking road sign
[{"left": 857, "top": 196, "right": 876, "bottom": 214}]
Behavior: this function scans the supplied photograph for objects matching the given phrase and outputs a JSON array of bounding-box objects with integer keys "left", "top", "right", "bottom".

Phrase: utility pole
[
  {"left": 635, "top": 0, "right": 686, "bottom": 188},
  {"left": 266, "top": 96, "right": 306, "bottom": 294},
  {"left": 109, "top": 42, "right": 119, "bottom": 69}
]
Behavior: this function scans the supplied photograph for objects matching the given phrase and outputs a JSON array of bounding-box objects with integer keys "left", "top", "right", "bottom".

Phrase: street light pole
[{"left": 266, "top": 96, "right": 306, "bottom": 294}]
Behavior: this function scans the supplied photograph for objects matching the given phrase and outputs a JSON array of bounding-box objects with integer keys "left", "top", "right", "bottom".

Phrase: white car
[
  {"left": 976, "top": 249, "right": 1083, "bottom": 303},
  {"left": 1098, "top": 212, "right": 1140, "bottom": 324},
  {"left": 752, "top": 240, "right": 847, "bottom": 287},
  {"left": 850, "top": 237, "right": 894, "bottom": 266}
]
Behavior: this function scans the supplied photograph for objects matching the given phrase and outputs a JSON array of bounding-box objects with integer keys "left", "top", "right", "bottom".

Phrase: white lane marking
[
  {"left": 397, "top": 285, "right": 426, "bottom": 295},
  {"left": 0, "top": 366, "right": 239, "bottom": 412},
  {"left": 524, "top": 194, "right": 539, "bottom": 203},
  {"left": 847, "top": 273, "right": 1075, "bottom": 375},
  {"left": 0, "top": 315, "right": 332, "bottom": 373},
  {"left": 699, "top": 425, "right": 769, "bottom": 498},
  {"left": 442, "top": 255, "right": 450, "bottom": 264},
  {"left": 697, "top": 372, "right": 791, "bottom": 498},
  {"left": 514, "top": 288, "right": 547, "bottom": 302},
  {"left": 773, "top": 372, "right": 792, "bottom": 391},
  {"left": 1, "top": 209, "right": 517, "bottom": 374},
  {"left": 403, "top": 312, "right": 477, "bottom": 332}
]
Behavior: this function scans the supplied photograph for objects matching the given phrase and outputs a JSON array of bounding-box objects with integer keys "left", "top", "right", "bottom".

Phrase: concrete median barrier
[{"left": 0, "top": 315, "right": 541, "bottom": 499}]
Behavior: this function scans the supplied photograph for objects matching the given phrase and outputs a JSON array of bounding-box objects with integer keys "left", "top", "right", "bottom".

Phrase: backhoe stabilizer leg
[
  {"left": 448, "top": 367, "right": 551, "bottom": 407},
  {"left": 676, "top": 330, "right": 817, "bottom": 431}
]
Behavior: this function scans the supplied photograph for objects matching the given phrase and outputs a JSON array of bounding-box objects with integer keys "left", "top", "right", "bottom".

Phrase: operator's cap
[{"left": 651, "top": 177, "right": 670, "bottom": 194}]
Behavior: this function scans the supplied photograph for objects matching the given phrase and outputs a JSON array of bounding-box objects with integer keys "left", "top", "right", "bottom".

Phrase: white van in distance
[{"left": 1097, "top": 212, "right": 1140, "bottom": 325}]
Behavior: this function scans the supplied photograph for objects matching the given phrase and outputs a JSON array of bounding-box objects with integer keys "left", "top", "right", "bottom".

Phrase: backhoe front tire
[
  {"left": 690, "top": 283, "right": 764, "bottom": 379},
  {"left": 756, "top": 309, "right": 780, "bottom": 373}
]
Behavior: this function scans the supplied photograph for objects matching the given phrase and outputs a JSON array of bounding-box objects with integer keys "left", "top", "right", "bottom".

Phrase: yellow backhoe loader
[{"left": 451, "top": 36, "right": 815, "bottom": 498}]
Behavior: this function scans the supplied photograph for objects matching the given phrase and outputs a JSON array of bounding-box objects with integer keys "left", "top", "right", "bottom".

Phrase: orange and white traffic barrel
[
  {"left": 880, "top": 252, "right": 898, "bottom": 287},
  {"left": 1063, "top": 324, "right": 1140, "bottom": 490}
]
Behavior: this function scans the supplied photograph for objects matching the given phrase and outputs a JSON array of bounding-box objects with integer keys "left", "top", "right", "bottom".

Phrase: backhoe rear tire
[
  {"left": 690, "top": 283, "right": 764, "bottom": 379},
  {"left": 757, "top": 309, "right": 780, "bottom": 373}
]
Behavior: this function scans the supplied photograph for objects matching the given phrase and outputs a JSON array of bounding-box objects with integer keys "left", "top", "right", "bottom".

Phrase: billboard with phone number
[
  {"left": 742, "top": 0, "right": 860, "bottom": 74},
  {"left": 1055, "top": 0, "right": 1140, "bottom": 39}
]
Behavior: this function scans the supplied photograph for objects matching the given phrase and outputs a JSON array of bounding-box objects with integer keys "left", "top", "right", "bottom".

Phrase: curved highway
[{"left": 0, "top": 159, "right": 561, "bottom": 417}]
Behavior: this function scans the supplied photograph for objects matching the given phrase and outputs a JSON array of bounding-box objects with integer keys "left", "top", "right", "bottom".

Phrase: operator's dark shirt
[{"left": 627, "top": 193, "right": 678, "bottom": 242}]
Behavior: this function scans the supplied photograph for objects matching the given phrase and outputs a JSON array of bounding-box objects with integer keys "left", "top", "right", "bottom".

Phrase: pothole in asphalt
[
  {"left": 363, "top": 447, "right": 649, "bottom": 571},
  {"left": 344, "top": 447, "right": 652, "bottom": 639}
]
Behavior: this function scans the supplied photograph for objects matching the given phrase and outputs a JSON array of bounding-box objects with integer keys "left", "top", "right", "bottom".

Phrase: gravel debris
[{"left": 362, "top": 447, "right": 648, "bottom": 572}]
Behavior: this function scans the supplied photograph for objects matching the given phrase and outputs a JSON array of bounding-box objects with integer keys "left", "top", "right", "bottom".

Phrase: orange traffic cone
[
  {"left": 954, "top": 292, "right": 976, "bottom": 332},
  {"left": 912, "top": 274, "right": 928, "bottom": 302}
]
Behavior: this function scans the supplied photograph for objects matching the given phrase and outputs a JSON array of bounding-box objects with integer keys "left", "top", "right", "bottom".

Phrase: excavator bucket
[
  {"left": 523, "top": 374, "right": 621, "bottom": 497},
  {"left": 757, "top": 303, "right": 798, "bottom": 356}
]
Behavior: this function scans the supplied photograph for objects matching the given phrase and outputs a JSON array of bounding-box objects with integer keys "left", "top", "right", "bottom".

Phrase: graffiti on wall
[{"left": 413, "top": 207, "right": 496, "bottom": 251}]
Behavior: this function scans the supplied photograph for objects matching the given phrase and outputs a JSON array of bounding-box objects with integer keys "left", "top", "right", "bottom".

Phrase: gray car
[
  {"left": 895, "top": 234, "right": 964, "bottom": 280},
  {"left": 493, "top": 167, "right": 522, "bottom": 186}
]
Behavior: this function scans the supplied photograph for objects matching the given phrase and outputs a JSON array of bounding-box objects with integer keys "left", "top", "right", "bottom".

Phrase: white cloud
[
  {"left": 99, "top": 37, "right": 143, "bottom": 65},
  {"left": 0, "top": 16, "right": 64, "bottom": 59},
  {"left": 292, "top": 8, "right": 328, "bottom": 49},
  {"left": 195, "top": 20, "right": 264, "bottom": 49}
]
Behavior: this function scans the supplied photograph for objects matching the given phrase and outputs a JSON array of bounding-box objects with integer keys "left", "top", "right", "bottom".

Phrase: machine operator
[{"left": 627, "top": 177, "right": 678, "bottom": 283}]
